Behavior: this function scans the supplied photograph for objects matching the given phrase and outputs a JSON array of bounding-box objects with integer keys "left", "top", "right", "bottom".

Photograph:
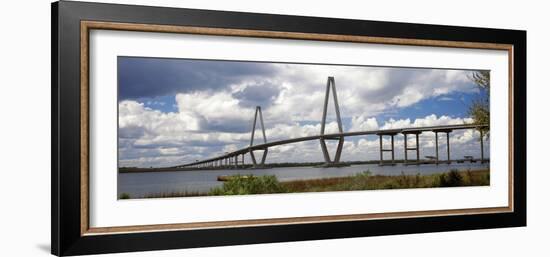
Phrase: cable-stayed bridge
[{"left": 175, "top": 77, "right": 488, "bottom": 169}]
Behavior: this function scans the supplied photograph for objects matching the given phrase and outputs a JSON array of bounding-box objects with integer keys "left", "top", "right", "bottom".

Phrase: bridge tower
[
  {"left": 319, "top": 76, "right": 345, "bottom": 165},
  {"left": 249, "top": 106, "right": 268, "bottom": 167}
]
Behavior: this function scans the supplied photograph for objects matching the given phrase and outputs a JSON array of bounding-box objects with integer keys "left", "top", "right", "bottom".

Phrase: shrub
[
  {"left": 355, "top": 170, "right": 372, "bottom": 178},
  {"left": 119, "top": 193, "right": 131, "bottom": 199},
  {"left": 383, "top": 182, "right": 399, "bottom": 189},
  {"left": 438, "top": 169, "right": 464, "bottom": 187},
  {"left": 466, "top": 169, "right": 474, "bottom": 184},
  {"left": 395, "top": 172, "right": 423, "bottom": 188},
  {"left": 209, "top": 175, "right": 287, "bottom": 196},
  {"left": 412, "top": 173, "right": 421, "bottom": 187}
]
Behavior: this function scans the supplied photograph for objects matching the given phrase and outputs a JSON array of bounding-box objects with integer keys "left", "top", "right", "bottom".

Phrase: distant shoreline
[
  {"left": 119, "top": 159, "right": 489, "bottom": 173},
  {"left": 119, "top": 161, "right": 375, "bottom": 173}
]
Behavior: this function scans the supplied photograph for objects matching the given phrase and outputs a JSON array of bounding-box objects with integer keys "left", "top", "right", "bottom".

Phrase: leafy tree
[{"left": 468, "top": 71, "right": 490, "bottom": 137}]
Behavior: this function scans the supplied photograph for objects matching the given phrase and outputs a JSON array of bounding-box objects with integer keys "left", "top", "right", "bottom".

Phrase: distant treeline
[
  {"left": 119, "top": 158, "right": 488, "bottom": 173},
  {"left": 119, "top": 160, "right": 381, "bottom": 173}
]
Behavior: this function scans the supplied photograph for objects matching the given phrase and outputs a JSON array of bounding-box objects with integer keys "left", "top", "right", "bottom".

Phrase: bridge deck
[{"left": 176, "top": 123, "right": 487, "bottom": 167}]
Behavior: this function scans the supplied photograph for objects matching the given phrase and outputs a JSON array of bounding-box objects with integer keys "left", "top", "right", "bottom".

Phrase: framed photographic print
[{"left": 51, "top": 1, "right": 526, "bottom": 256}]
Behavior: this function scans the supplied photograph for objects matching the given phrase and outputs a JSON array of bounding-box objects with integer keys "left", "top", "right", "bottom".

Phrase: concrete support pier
[
  {"left": 446, "top": 131, "right": 451, "bottom": 164},
  {"left": 433, "top": 129, "right": 452, "bottom": 164},
  {"left": 403, "top": 131, "right": 421, "bottom": 165},
  {"left": 435, "top": 132, "right": 439, "bottom": 164},
  {"left": 377, "top": 132, "right": 397, "bottom": 166},
  {"left": 480, "top": 129, "right": 485, "bottom": 163}
]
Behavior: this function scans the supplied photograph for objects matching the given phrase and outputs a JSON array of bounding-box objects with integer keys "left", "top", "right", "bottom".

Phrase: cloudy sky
[{"left": 118, "top": 57, "right": 489, "bottom": 168}]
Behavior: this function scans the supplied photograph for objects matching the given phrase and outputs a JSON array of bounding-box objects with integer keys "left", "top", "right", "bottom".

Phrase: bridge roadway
[{"left": 176, "top": 123, "right": 488, "bottom": 168}]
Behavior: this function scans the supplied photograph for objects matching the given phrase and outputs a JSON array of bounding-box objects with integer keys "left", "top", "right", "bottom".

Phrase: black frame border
[{"left": 52, "top": 1, "right": 526, "bottom": 256}]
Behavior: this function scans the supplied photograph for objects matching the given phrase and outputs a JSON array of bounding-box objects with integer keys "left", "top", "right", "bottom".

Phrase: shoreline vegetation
[
  {"left": 119, "top": 168, "right": 490, "bottom": 199},
  {"left": 118, "top": 159, "right": 489, "bottom": 173}
]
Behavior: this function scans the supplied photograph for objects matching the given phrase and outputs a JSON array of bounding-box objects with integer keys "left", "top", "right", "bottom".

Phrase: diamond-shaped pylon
[
  {"left": 249, "top": 106, "right": 268, "bottom": 166},
  {"left": 319, "top": 77, "right": 345, "bottom": 164}
]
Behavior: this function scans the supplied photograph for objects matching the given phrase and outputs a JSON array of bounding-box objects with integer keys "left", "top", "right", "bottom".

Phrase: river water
[{"left": 118, "top": 162, "right": 489, "bottom": 198}]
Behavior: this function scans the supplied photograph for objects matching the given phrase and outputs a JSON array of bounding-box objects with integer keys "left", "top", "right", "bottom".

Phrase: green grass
[
  {"left": 120, "top": 169, "right": 490, "bottom": 199},
  {"left": 284, "top": 169, "right": 489, "bottom": 192}
]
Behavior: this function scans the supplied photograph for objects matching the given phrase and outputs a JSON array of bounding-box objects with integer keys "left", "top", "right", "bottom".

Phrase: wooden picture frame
[{"left": 52, "top": 1, "right": 526, "bottom": 256}]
